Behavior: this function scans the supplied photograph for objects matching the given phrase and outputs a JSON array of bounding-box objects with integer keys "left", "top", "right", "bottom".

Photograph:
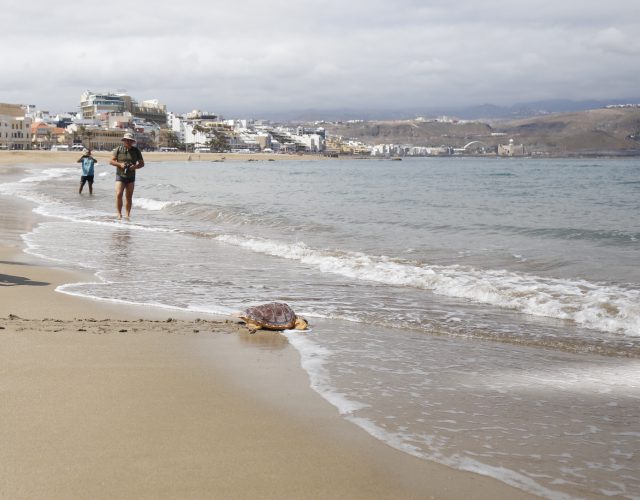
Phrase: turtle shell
[{"left": 241, "top": 302, "right": 298, "bottom": 330}]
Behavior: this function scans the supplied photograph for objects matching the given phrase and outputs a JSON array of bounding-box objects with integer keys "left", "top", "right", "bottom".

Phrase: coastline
[
  {"left": 0, "top": 157, "right": 538, "bottom": 499},
  {"left": 0, "top": 150, "right": 326, "bottom": 166}
]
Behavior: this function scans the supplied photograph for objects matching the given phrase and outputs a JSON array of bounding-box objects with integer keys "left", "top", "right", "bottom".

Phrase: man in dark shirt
[{"left": 110, "top": 132, "right": 144, "bottom": 219}]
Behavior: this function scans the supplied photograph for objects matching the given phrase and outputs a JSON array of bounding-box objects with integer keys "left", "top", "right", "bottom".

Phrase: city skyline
[{"left": 3, "top": 0, "right": 640, "bottom": 117}]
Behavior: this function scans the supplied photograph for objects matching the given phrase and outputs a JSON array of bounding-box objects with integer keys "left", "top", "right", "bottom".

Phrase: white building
[
  {"left": 0, "top": 103, "right": 32, "bottom": 150},
  {"left": 289, "top": 132, "right": 325, "bottom": 152},
  {"left": 498, "top": 138, "right": 526, "bottom": 156},
  {"left": 80, "top": 91, "right": 167, "bottom": 125},
  {"left": 371, "top": 144, "right": 402, "bottom": 156}
]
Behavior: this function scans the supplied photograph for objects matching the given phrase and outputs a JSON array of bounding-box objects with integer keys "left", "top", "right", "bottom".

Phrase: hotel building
[
  {"left": 80, "top": 91, "right": 168, "bottom": 126},
  {"left": 0, "top": 103, "right": 32, "bottom": 150}
]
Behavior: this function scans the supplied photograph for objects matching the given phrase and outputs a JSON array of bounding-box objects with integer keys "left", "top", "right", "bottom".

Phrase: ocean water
[{"left": 2, "top": 157, "right": 639, "bottom": 499}]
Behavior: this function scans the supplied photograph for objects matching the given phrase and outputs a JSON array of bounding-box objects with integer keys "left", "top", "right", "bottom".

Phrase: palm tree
[
  {"left": 84, "top": 129, "right": 94, "bottom": 149},
  {"left": 158, "top": 129, "right": 176, "bottom": 149},
  {"left": 76, "top": 125, "right": 94, "bottom": 149},
  {"left": 208, "top": 131, "right": 229, "bottom": 152},
  {"left": 192, "top": 124, "right": 206, "bottom": 151},
  {"left": 74, "top": 125, "right": 86, "bottom": 147},
  {"left": 43, "top": 130, "right": 52, "bottom": 150}
]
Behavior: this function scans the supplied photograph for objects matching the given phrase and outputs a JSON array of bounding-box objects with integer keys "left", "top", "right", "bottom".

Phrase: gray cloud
[{"left": 2, "top": 0, "right": 639, "bottom": 116}]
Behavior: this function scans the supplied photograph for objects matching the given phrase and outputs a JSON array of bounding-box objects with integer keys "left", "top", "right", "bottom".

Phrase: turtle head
[{"left": 294, "top": 317, "right": 309, "bottom": 330}]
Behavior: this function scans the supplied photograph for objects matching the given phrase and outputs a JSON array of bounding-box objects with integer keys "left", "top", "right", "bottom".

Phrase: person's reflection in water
[{"left": 109, "top": 228, "right": 132, "bottom": 261}]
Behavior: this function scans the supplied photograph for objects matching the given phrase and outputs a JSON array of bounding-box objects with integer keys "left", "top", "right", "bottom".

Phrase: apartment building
[
  {"left": 80, "top": 91, "right": 167, "bottom": 125},
  {"left": 31, "top": 122, "right": 66, "bottom": 150},
  {"left": 80, "top": 91, "right": 130, "bottom": 119},
  {"left": 0, "top": 103, "right": 32, "bottom": 150},
  {"left": 81, "top": 128, "right": 133, "bottom": 151}
]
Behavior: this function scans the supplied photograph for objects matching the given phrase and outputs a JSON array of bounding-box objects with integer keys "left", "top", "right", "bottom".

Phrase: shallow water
[{"left": 2, "top": 157, "right": 639, "bottom": 499}]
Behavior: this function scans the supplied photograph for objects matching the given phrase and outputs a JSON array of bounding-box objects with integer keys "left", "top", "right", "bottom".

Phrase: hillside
[
  {"left": 320, "top": 108, "right": 640, "bottom": 156},
  {"left": 495, "top": 108, "right": 640, "bottom": 155}
]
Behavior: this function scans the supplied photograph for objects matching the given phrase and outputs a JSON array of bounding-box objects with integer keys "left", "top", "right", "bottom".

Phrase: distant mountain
[
  {"left": 451, "top": 99, "right": 640, "bottom": 120},
  {"left": 320, "top": 107, "right": 640, "bottom": 156},
  {"left": 262, "top": 108, "right": 387, "bottom": 123},
  {"left": 262, "top": 98, "right": 640, "bottom": 123}
]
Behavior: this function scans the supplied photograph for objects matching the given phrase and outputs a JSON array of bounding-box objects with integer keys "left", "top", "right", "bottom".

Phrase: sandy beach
[
  {"left": 0, "top": 149, "right": 325, "bottom": 166},
  {"left": 0, "top": 152, "right": 538, "bottom": 499}
]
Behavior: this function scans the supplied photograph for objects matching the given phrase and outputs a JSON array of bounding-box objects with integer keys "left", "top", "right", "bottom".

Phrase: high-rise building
[{"left": 80, "top": 91, "right": 167, "bottom": 125}]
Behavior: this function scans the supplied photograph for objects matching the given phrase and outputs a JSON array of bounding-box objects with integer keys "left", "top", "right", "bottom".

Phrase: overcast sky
[{"left": 3, "top": 0, "right": 639, "bottom": 118}]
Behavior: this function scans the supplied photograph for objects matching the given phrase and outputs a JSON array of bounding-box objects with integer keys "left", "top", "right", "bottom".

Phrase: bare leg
[
  {"left": 124, "top": 182, "right": 135, "bottom": 218},
  {"left": 79, "top": 180, "right": 85, "bottom": 194},
  {"left": 88, "top": 180, "right": 93, "bottom": 195},
  {"left": 115, "top": 181, "right": 125, "bottom": 219}
]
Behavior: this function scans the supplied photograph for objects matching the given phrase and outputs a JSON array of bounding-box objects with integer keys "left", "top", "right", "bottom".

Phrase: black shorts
[
  {"left": 116, "top": 175, "right": 135, "bottom": 184},
  {"left": 81, "top": 175, "right": 94, "bottom": 183}
]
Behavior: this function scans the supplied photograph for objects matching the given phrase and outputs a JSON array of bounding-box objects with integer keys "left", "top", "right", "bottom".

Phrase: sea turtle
[{"left": 238, "top": 302, "right": 308, "bottom": 332}]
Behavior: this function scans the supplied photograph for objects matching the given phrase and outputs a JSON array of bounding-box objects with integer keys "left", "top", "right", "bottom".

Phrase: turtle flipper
[{"left": 245, "top": 319, "right": 263, "bottom": 333}]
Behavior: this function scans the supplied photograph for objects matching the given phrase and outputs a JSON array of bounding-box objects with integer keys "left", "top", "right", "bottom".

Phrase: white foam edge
[
  {"left": 282, "top": 330, "right": 370, "bottom": 415},
  {"left": 282, "top": 332, "right": 576, "bottom": 499},
  {"left": 216, "top": 234, "right": 640, "bottom": 337},
  {"left": 56, "top": 282, "right": 237, "bottom": 318},
  {"left": 344, "top": 415, "right": 576, "bottom": 500},
  {"left": 133, "top": 197, "right": 184, "bottom": 211}
]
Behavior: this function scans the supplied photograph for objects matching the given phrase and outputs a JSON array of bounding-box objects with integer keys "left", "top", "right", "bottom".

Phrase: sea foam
[
  {"left": 134, "top": 197, "right": 184, "bottom": 211},
  {"left": 217, "top": 234, "right": 640, "bottom": 336}
]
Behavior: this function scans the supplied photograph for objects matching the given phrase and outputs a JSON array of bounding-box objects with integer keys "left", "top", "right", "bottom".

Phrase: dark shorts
[
  {"left": 116, "top": 175, "right": 135, "bottom": 184},
  {"left": 81, "top": 175, "right": 94, "bottom": 183}
]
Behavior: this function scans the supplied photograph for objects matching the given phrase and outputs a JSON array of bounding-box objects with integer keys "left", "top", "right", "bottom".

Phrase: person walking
[
  {"left": 77, "top": 148, "right": 97, "bottom": 194},
  {"left": 110, "top": 132, "right": 144, "bottom": 219}
]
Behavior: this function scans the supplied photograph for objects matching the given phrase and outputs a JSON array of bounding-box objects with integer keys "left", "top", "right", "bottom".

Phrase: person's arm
[
  {"left": 109, "top": 148, "right": 124, "bottom": 168},
  {"left": 133, "top": 150, "right": 144, "bottom": 170}
]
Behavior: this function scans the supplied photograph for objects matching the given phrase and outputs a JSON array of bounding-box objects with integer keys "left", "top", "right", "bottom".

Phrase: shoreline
[
  {"left": 0, "top": 161, "right": 538, "bottom": 498},
  {"left": 0, "top": 150, "right": 327, "bottom": 165},
  {"left": 2, "top": 150, "right": 637, "bottom": 168}
]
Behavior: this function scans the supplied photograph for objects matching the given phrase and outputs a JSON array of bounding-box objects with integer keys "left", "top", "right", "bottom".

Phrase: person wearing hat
[
  {"left": 77, "top": 148, "right": 97, "bottom": 194},
  {"left": 110, "top": 131, "right": 145, "bottom": 219}
]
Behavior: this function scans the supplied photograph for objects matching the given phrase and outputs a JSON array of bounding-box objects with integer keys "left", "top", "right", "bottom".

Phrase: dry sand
[{"left": 0, "top": 154, "right": 538, "bottom": 499}]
